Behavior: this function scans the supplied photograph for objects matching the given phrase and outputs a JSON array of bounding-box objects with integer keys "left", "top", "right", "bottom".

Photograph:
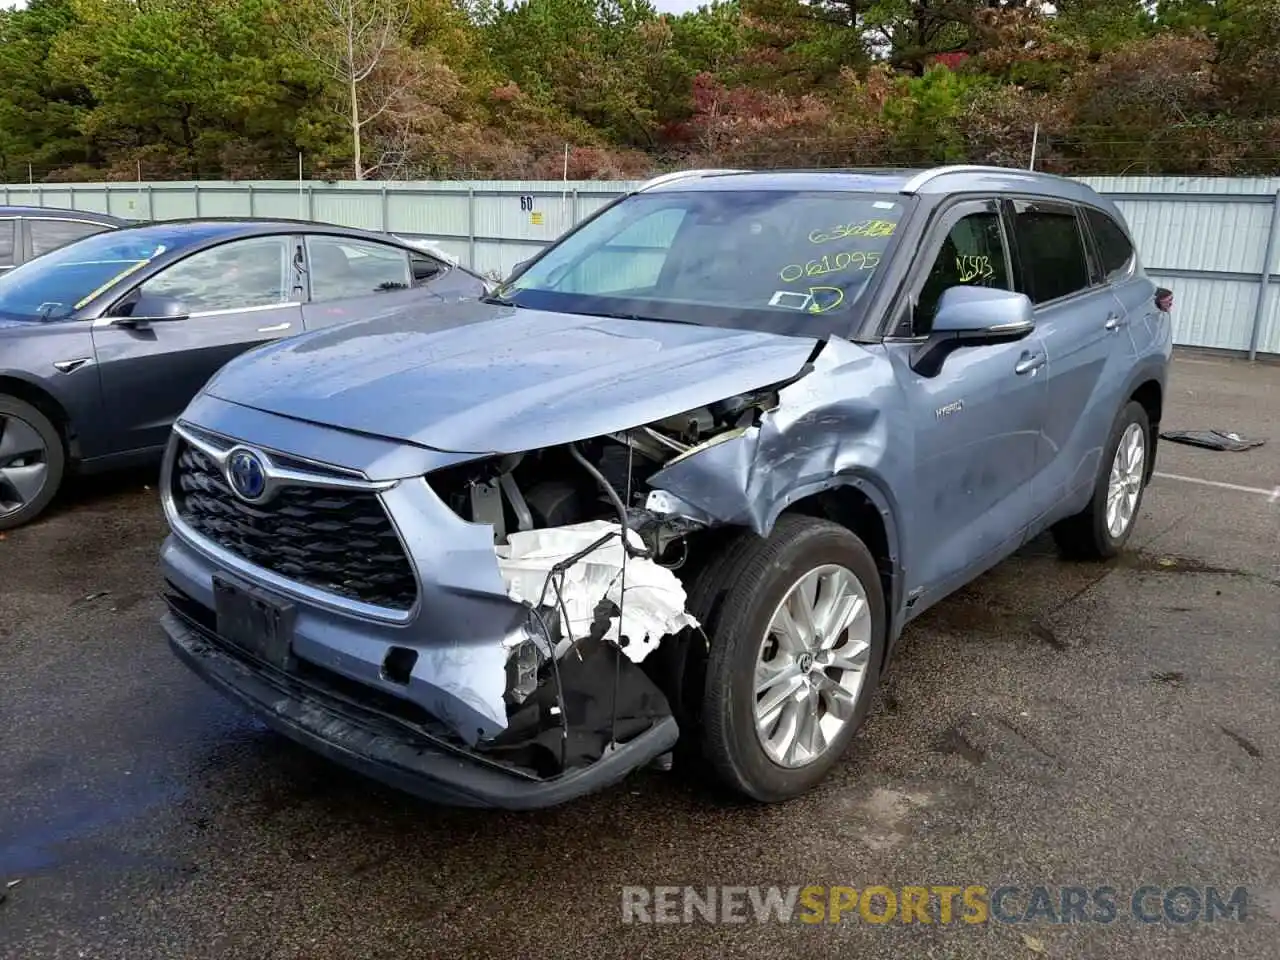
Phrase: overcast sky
[{"left": 651, "top": 0, "right": 706, "bottom": 11}]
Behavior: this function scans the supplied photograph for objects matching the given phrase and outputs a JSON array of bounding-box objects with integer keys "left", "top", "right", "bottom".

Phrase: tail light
[{"left": 1155, "top": 287, "right": 1173, "bottom": 313}]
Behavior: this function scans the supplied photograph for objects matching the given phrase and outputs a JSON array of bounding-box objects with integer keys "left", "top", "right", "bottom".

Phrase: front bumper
[{"left": 163, "top": 608, "right": 679, "bottom": 810}]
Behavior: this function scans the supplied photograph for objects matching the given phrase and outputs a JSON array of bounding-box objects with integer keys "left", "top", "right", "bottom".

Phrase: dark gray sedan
[
  {"left": 0, "top": 205, "right": 127, "bottom": 274},
  {"left": 0, "top": 219, "right": 489, "bottom": 529}
]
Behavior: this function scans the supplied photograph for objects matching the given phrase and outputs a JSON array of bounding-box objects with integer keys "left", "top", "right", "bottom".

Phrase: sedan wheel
[{"left": 0, "top": 397, "right": 66, "bottom": 531}]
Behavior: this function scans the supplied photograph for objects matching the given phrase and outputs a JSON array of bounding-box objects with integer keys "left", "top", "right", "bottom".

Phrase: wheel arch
[
  {"left": 1129, "top": 377, "right": 1163, "bottom": 481},
  {"left": 0, "top": 374, "right": 77, "bottom": 461},
  {"left": 772, "top": 476, "right": 903, "bottom": 671}
]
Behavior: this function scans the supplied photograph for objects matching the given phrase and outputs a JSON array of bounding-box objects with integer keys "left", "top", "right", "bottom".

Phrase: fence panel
[{"left": 5, "top": 175, "right": 1278, "bottom": 356}]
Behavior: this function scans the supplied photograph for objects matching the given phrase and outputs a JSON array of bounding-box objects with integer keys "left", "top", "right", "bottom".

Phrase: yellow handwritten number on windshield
[
  {"left": 809, "top": 220, "right": 896, "bottom": 244},
  {"left": 780, "top": 250, "right": 881, "bottom": 282}
]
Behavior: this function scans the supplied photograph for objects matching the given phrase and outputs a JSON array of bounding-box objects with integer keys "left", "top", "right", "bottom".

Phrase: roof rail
[
  {"left": 899, "top": 164, "right": 1063, "bottom": 194},
  {"left": 635, "top": 168, "right": 749, "bottom": 192}
]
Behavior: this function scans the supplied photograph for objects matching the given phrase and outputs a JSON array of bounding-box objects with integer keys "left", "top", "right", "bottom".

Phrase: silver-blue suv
[{"left": 158, "top": 166, "right": 1173, "bottom": 808}]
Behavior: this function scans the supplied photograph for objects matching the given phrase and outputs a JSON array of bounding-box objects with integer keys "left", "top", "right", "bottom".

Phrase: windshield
[
  {"left": 0, "top": 225, "right": 217, "bottom": 322},
  {"left": 499, "top": 189, "right": 911, "bottom": 336}
]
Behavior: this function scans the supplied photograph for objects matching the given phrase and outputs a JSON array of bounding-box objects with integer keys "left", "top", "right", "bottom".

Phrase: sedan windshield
[
  {"left": 0, "top": 225, "right": 218, "bottom": 322},
  {"left": 500, "top": 189, "right": 912, "bottom": 337}
]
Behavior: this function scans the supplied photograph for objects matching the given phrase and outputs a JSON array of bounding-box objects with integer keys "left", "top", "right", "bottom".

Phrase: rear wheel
[
  {"left": 0, "top": 396, "right": 66, "bottom": 531},
  {"left": 1051, "top": 400, "right": 1150, "bottom": 560},
  {"left": 698, "top": 515, "right": 886, "bottom": 802}
]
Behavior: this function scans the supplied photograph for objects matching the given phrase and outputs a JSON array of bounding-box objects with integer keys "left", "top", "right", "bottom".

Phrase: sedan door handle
[
  {"left": 1104, "top": 313, "right": 1127, "bottom": 331},
  {"left": 257, "top": 322, "right": 292, "bottom": 333},
  {"left": 1015, "top": 352, "right": 1045, "bottom": 376}
]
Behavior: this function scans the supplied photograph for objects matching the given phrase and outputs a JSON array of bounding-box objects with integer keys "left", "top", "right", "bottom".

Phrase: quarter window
[
  {"left": 139, "top": 236, "right": 291, "bottom": 313},
  {"left": 1084, "top": 208, "right": 1135, "bottom": 283},
  {"left": 1012, "top": 206, "right": 1091, "bottom": 304},
  {"left": 306, "top": 236, "right": 410, "bottom": 302},
  {"left": 411, "top": 252, "right": 446, "bottom": 285},
  {"left": 30, "top": 219, "right": 110, "bottom": 257},
  {"left": 915, "top": 211, "right": 1010, "bottom": 334}
]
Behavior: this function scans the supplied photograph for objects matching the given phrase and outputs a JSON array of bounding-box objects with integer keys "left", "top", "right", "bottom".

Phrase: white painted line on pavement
[{"left": 1153, "top": 471, "right": 1280, "bottom": 501}]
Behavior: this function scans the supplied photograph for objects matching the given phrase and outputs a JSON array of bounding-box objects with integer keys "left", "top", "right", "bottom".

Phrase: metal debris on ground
[{"left": 1160, "top": 429, "right": 1266, "bottom": 452}]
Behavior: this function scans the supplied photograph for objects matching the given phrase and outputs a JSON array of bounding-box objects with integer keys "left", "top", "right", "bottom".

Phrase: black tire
[
  {"left": 698, "top": 515, "right": 886, "bottom": 802},
  {"left": 0, "top": 395, "right": 66, "bottom": 532},
  {"left": 1051, "top": 400, "right": 1150, "bottom": 560}
]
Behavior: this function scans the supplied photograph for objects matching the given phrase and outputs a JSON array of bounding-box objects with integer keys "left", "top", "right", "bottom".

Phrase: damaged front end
[
  {"left": 417, "top": 381, "right": 801, "bottom": 784},
  {"left": 159, "top": 368, "right": 815, "bottom": 809}
]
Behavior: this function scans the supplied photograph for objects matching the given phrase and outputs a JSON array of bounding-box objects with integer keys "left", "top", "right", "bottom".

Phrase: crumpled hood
[{"left": 204, "top": 301, "right": 821, "bottom": 455}]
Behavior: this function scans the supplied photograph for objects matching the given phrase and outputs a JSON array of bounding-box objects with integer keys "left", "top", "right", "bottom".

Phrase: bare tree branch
[{"left": 286, "top": 0, "right": 411, "bottom": 178}]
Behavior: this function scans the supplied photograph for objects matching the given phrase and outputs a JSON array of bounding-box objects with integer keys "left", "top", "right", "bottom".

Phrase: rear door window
[
  {"left": 30, "top": 218, "right": 111, "bottom": 257},
  {"left": 306, "top": 236, "right": 411, "bottom": 302},
  {"left": 1011, "top": 203, "right": 1092, "bottom": 304}
]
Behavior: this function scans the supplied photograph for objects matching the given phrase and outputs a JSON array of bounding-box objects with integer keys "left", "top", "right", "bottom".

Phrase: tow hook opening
[{"left": 381, "top": 646, "right": 418, "bottom": 686}]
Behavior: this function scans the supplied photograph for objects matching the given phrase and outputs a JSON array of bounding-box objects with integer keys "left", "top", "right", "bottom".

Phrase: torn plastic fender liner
[{"left": 646, "top": 336, "right": 896, "bottom": 535}]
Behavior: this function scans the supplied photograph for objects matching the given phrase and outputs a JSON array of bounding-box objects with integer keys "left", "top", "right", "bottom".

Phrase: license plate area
[{"left": 213, "top": 574, "right": 297, "bottom": 671}]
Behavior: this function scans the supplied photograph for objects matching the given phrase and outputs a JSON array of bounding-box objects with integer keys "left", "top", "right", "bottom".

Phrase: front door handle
[
  {"left": 1104, "top": 313, "right": 1127, "bottom": 331},
  {"left": 257, "top": 322, "right": 292, "bottom": 333},
  {"left": 1015, "top": 352, "right": 1045, "bottom": 376}
]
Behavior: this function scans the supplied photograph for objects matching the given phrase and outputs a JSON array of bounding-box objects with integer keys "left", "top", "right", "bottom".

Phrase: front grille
[{"left": 171, "top": 440, "right": 418, "bottom": 611}]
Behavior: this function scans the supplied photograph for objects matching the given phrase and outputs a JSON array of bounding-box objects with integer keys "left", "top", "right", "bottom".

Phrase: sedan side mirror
[
  {"left": 911, "top": 286, "right": 1035, "bottom": 377},
  {"left": 112, "top": 293, "right": 190, "bottom": 328}
]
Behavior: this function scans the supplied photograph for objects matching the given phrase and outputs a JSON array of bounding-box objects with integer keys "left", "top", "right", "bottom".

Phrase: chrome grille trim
[{"left": 163, "top": 425, "right": 419, "bottom": 624}]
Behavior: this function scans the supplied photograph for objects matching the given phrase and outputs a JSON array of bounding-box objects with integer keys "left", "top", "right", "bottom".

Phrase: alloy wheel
[
  {"left": 753, "top": 563, "right": 872, "bottom": 768},
  {"left": 1105, "top": 421, "right": 1146, "bottom": 539},
  {"left": 0, "top": 414, "right": 51, "bottom": 518}
]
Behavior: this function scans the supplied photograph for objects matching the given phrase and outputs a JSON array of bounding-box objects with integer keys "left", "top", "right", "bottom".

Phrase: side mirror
[
  {"left": 911, "top": 286, "right": 1035, "bottom": 377},
  {"left": 112, "top": 293, "right": 190, "bottom": 328}
]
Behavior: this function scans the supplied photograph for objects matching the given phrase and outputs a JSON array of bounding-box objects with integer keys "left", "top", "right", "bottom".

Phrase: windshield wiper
[
  {"left": 589, "top": 309, "right": 698, "bottom": 327},
  {"left": 481, "top": 291, "right": 517, "bottom": 307}
]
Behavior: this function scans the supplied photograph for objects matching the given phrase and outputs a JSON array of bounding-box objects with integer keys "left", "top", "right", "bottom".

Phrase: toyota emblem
[{"left": 226, "top": 448, "right": 269, "bottom": 502}]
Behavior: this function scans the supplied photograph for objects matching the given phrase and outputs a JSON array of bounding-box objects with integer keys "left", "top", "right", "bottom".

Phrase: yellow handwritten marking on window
[
  {"left": 806, "top": 286, "right": 844, "bottom": 314},
  {"left": 809, "top": 220, "right": 897, "bottom": 244},
  {"left": 780, "top": 250, "right": 881, "bottom": 283},
  {"left": 956, "top": 255, "right": 994, "bottom": 283}
]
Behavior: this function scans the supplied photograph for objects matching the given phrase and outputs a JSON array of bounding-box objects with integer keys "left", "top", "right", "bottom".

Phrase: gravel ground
[{"left": 1, "top": 352, "right": 1277, "bottom": 960}]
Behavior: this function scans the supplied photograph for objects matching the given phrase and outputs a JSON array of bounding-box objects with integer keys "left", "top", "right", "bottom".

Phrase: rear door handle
[
  {"left": 1104, "top": 313, "right": 1127, "bottom": 331},
  {"left": 1015, "top": 352, "right": 1045, "bottom": 376},
  {"left": 257, "top": 322, "right": 292, "bottom": 333}
]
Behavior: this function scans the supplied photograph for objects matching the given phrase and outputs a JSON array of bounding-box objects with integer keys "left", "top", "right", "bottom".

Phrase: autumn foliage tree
[{"left": 1, "top": 0, "right": 1278, "bottom": 180}]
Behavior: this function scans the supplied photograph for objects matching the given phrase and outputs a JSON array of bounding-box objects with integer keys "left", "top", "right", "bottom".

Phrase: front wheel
[
  {"left": 0, "top": 395, "right": 66, "bottom": 532},
  {"left": 698, "top": 515, "right": 886, "bottom": 802},
  {"left": 1052, "top": 399, "right": 1150, "bottom": 560}
]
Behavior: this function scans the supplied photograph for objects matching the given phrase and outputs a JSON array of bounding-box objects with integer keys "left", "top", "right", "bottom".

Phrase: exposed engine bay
[
  {"left": 424, "top": 386, "right": 781, "bottom": 551},
  {"left": 421, "top": 386, "right": 786, "bottom": 779}
]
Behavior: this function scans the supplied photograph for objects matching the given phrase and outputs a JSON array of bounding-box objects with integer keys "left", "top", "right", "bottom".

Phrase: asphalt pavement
[{"left": 1, "top": 352, "right": 1277, "bottom": 959}]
